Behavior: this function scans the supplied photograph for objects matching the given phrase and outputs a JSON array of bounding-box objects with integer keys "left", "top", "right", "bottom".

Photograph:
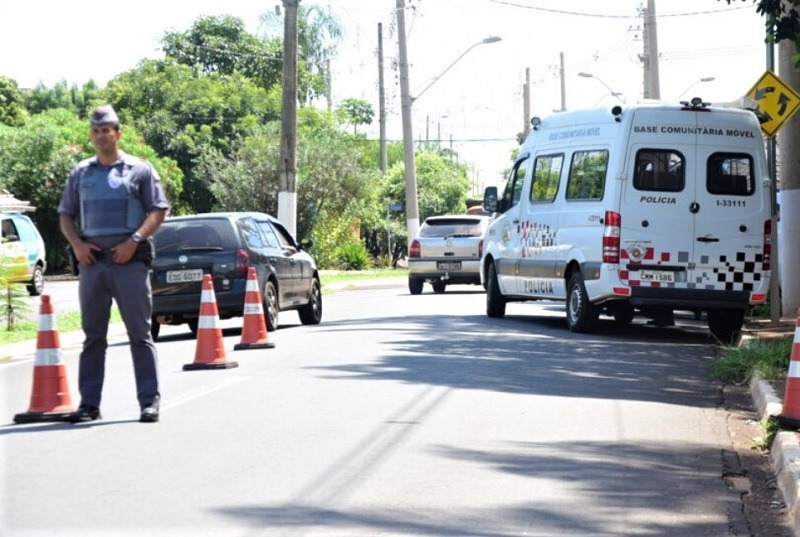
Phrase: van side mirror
[{"left": 484, "top": 186, "right": 499, "bottom": 214}]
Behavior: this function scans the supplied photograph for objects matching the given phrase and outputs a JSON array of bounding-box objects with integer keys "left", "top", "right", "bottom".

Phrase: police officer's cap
[{"left": 89, "top": 105, "right": 120, "bottom": 127}]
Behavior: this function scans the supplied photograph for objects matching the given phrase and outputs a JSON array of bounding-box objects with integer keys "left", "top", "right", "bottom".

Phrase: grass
[
  {"left": 710, "top": 337, "right": 793, "bottom": 384},
  {"left": 0, "top": 269, "right": 407, "bottom": 348},
  {"left": 320, "top": 268, "right": 407, "bottom": 286},
  {"left": 0, "top": 309, "right": 122, "bottom": 347}
]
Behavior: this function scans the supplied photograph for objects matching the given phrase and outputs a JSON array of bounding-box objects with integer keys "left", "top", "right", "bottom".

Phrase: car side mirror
[
  {"left": 484, "top": 186, "right": 499, "bottom": 214},
  {"left": 299, "top": 239, "right": 313, "bottom": 250}
]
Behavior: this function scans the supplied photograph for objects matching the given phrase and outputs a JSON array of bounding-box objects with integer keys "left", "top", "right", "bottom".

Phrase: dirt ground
[{"left": 724, "top": 383, "right": 795, "bottom": 536}]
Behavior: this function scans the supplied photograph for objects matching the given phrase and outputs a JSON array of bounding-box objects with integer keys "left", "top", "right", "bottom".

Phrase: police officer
[{"left": 58, "top": 105, "right": 170, "bottom": 423}]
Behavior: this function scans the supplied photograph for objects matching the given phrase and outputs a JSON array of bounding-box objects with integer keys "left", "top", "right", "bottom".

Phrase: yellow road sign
[{"left": 746, "top": 70, "right": 800, "bottom": 138}]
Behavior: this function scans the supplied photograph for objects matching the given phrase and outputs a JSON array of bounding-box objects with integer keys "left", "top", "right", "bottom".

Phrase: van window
[
  {"left": 634, "top": 150, "right": 684, "bottom": 192},
  {"left": 566, "top": 150, "right": 608, "bottom": 200},
  {"left": 501, "top": 156, "right": 529, "bottom": 210},
  {"left": 707, "top": 153, "right": 754, "bottom": 196},
  {"left": 531, "top": 154, "right": 563, "bottom": 203}
]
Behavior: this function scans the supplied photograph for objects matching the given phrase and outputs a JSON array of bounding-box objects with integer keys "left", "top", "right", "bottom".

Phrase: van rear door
[
  {"left": 620, "top": 108, "right": 698, "bottom": 289},
  {"left": 620, "top": 107, "right": 769, "bottom": 302},
  {"left": 691, "top": 109, "right": 769, "bottom": 298}
]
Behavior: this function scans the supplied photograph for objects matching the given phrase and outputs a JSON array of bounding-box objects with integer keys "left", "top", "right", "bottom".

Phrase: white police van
[{"left": 481, "top": 98, "right": 772, "bottom": 343}]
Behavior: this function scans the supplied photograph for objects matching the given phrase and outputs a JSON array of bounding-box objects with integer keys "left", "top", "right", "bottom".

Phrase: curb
[{"left": 750, "top": 376, "right": 800, "bottom": 535}]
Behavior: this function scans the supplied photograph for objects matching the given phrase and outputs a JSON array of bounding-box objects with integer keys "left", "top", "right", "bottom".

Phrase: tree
[
  {"left": 0, "top": 108, "right": 183, "bottom": 271},
  {"left": 337, "top": 98, "right": 374, "bottom": 134},
  {"left": 723, "top": 0, "right": 800, "bottom": 63},
  {"left": 103, "top": 59, "right": 279, "bottom": 213},
  {"left": 161, "top": 15, "right": 284, "bottom": 90},
  {"left": 198, "top": 106, "right": 383, "bottom": 268},
  {"left": 23, "top": 80, "right": 101, "bottom": 117},
  {"left": 259, "top": 4, "right": 344, "bottom": 103},
  {"left": 382, "top": 148, "right": 472, "bottom": 255},
  {"left": 0, "top": 77, "right": 27, "bottom": 127}
]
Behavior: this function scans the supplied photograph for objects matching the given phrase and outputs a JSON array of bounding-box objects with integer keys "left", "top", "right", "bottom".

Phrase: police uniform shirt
[{"left": 58, "top": 151, "right": 170, "bottom": 249}]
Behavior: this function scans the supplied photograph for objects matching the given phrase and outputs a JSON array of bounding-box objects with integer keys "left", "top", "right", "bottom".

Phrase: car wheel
[
  {"left": 707, "top": 308, "right": 745, "bottom": 344},
  {"left": 187, "top": 318, "right": 199, "bottom": 336},
  {"left": 263, "top": 279, "right": 279, "bottom": 332},
  {"left": 566, "top": 272, "right": 598, "bottom": 333},
  {"left": 26, "top": 265, "right": 44, "bottom": 296},
  {"left": 408, "top": 277, "right": 423, "bottom": 295},
  {"left": 432, "top": 281, "right": 446, "bottom": 294},
  {"left": 151, "top": 317, "right": 161, "bottom": 341},
  {"left": 298, "top": 276, "right": 322, "bottom": 325},
  {"left": 486, "top": 263, "right": 506, "bottom": 318}
]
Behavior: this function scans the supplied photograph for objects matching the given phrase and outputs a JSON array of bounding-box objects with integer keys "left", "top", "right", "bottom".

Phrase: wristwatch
[{"left": 130, "top": 232, "right": 143, "bottom": 244}]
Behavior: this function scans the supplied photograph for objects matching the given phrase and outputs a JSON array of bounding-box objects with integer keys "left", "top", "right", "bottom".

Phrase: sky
[{"left": 0, "top": 0, "right": 771, "bottom": 189}]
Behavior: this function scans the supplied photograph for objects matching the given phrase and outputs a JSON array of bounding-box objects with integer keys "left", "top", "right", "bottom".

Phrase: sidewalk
[{"left": 741, "top": 319, "right": 800, "bottom": 535}]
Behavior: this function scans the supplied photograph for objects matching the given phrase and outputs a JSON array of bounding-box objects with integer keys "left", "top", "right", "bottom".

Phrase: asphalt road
[{"left": 1, "top": 280, "right": 750, "bottom": 536}]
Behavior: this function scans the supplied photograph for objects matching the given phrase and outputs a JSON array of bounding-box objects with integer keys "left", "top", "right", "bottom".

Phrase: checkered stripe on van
[
  {"left": 520, "top": 221, "right": 556, "bottom": 258},
  {"left": 700, "top": 252, "right": 763, "bottom": 292},
  {"left": 620, "top": 249, "right": 763, "bottom": 291}
]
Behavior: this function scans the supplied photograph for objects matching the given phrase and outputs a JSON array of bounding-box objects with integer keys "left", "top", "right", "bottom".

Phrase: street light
[
  {"left": 397, "top": 26, "right": 501, "bottom": 249},
  {"left": 677, "top": 76, "right": 715, "bottom": 100},
  {"left": 578, "top": 72, "right": 626, "bottom": 104}
]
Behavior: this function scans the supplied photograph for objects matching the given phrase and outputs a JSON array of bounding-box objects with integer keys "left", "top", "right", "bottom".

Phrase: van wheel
[
  {"left": 612, "top": 303, "right": 635, "bottom": 324},
  {"left": 151, "top": 318, "right": 161, "bottom": 341},
  {"left": 707, "top": 308, "right": 745, "bottom": 344},
  {"left": 486, "top": 263, "right": 506, "bottom": 318},
  {"left": 187, "top": 318, "right": 199, "bottom": 336},
  {"left": 566, "top": 272, "right": 599, "bottom": 333},
  {"left": 432, "top": 281, "right": 446, "bottom": 294},
  {"left": 298, "top": 276, "right": 322, "bottom": 325},
  {"left": 27, "top": 265, "right": 44, "bottom": 296},
  {"left": 408, "top": 277, "right": 423, "bottom": 295}
]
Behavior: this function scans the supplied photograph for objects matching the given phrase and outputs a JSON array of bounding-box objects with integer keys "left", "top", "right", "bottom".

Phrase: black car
[{"left": 150, "top": 212, "right": 321, "bottom": 339}]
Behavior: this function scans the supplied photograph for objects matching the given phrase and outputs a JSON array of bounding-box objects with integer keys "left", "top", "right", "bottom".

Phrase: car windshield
[
  {"left": 154, "top": 219, "right": 236, "bottom": 252},
  {"left": 419, "top": 219, "right": 484, "bottom": 238}
]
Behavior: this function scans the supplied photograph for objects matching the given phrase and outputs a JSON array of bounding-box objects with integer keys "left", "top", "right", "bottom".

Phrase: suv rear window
[
  {"left": 420, "top": 218, "right": 485, "bottom": 238},
  {"left": 154, "top": 219, "right": 236, "bottom": 252}
]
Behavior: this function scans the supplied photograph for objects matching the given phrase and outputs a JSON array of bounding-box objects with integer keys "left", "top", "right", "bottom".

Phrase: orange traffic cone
[
  {"left": 234, "top": 267, "right": 275, "bottom": 351},
  {"left": 183, "top": 275, "right": 238, "bottom": 370},
  {"left": 777, "top": 309, "right": 800, "bottom": 428},
  {"left": 14, "top": 295, "right": 75, "bottom": 423}
]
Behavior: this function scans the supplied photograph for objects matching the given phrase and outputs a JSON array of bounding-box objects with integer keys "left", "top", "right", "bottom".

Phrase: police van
[{"left": 481, "top": 98, "right": 772, "bottom": 343}]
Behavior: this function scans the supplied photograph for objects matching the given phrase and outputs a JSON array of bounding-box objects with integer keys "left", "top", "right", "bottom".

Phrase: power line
[{"left": 483, "top": 0, "right": 754, "bottom": 18}]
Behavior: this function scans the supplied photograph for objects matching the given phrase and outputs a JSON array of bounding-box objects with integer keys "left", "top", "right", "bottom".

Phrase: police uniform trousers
[{"left": 77, "top": 257, "right": 159, "bottom": 408}]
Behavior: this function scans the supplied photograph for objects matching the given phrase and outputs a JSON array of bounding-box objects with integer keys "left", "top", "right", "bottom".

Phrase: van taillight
[
  {"left": 603, "top": 211, "right": 621, "bottom": 264},
  {"left": 763, "top": 219, "right": 771, "bottom": 271},
  {"left": 478, "top": 239, "right": 484, "bottom": 258},
  {"left": 234, "top": 248, "right": 250, "bottom": 277},
  {"left": 409, "top": 240, "right": 421, "bottom": 258}
]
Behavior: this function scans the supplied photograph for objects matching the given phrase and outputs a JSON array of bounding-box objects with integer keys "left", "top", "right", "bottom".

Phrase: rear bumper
[
  {"left": 408, "top": 258, "right": 481, "bottom": 284},
  {"left": 153, "top": 290, "right": 247, "bottom": 319}
]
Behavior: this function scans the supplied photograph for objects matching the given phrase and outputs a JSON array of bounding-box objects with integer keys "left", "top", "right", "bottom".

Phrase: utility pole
[
  {"left": 523, "top": 67, "right": 531, "bottom": 137},
  {"left": 559, "top": 52, "right": 566, "bottom": 111},
  {"left": 641, "top": 0, "right": 661, "bottom": 99},
  {"left": 778, "top": 32, "right": 800, "bottom": 318},
  {"left": 278, "top": 0, "right": 299, "bottom": 237},
  {"left": 397, "top": 0, "right": 420, "bottom": 248},
  {"left": 378, "top": 22, "right": 388, "bottom": 174}
]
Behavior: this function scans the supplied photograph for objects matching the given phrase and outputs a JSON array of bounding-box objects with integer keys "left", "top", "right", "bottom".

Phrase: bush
[{"left": 334, "top": 240, "right": 372, "bottom": 270}]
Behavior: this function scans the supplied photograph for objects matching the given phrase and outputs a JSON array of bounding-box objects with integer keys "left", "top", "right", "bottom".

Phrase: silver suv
[{"left": 407, "top": 215, "right": 490, "bottom": 295}]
